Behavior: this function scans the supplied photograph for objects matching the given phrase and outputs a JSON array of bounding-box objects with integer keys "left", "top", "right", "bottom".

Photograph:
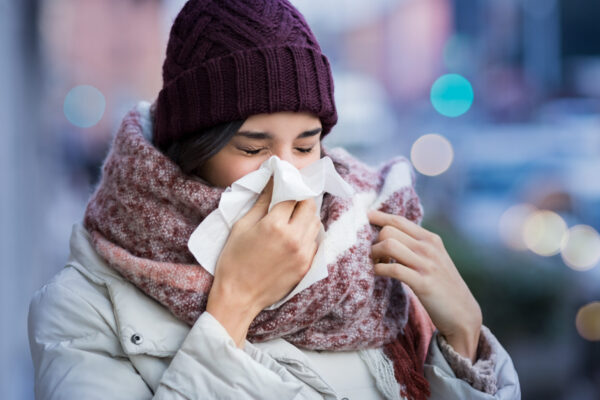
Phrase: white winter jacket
[{"left": 28, "top": 223, "right": 521, "bottom": 399}]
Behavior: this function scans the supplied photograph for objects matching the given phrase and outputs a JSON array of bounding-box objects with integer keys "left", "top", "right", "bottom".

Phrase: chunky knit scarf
[{"left": 83, "top": 104, "right": 435, "bottom": 400}]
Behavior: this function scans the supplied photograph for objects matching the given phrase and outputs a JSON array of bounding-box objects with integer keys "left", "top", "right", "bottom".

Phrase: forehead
[
  {"left": 239, "top": 111, "right": 320, "bottom": 130},
  {"left": 235, "top": 111, "right": 322, "bottom": 140}
]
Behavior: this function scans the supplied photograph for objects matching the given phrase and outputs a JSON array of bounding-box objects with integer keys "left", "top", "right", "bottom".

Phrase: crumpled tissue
[{"left": 188, "top": 155, "right": 355, "bottom": 309}]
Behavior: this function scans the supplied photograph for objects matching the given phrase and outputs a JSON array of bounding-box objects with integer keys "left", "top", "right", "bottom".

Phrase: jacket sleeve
[
  {"left": 424, "top": 325, "right": 521, "bottom": 400},
  {"left": 28, "top": 282, "right": 155, "bottom": 399},
  {"left": 28, "top": 280, "right": 323, "bottom": 400}
]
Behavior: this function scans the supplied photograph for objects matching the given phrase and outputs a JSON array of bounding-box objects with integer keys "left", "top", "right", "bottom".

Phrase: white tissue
[{"left": 188, "top": 155, "right": 354, "bottom": 309}]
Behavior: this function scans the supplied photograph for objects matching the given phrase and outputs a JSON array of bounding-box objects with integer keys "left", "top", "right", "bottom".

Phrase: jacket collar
[{"left": 67, "top": 222, "right": 190, "bottom": 357}]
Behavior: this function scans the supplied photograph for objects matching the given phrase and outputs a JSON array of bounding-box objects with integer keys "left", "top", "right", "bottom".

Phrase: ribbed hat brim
[{"left": 154, "top": 45, "right": 337, "bottom": 151}]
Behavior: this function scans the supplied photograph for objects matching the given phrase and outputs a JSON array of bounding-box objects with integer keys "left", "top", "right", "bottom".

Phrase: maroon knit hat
[{"left": 153, "top": 0, "right": 337, "bottom": 152}]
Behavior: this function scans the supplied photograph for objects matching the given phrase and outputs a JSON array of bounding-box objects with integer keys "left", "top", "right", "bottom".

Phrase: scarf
[{"left": 83, "top": 103, "right": 435, "bottom": 400}]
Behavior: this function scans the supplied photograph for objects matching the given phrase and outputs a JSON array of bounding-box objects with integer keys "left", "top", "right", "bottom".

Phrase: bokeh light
[
  {"left": 576, "top": 302, "right": 600, "bottom": 341},
  {"left": 430, "top": 73, "right": 474, "bottom": 117},
  {"left": 63, "top": 85, "right": 106, "bottom": 128},
  {"left": 410, "top": 133, "right": 454, "bottom": 176},
  {"left": 561, "top": 225, "right": 600, "bottom": 271},
  {"left": 498, "top": 203, "right": 538, "bottom": 251},
  {"left": 522, "top": 210, "right": 568, "bottom": 256}
]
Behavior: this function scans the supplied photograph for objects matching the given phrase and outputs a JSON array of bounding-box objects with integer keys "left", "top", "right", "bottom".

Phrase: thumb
[{"left": 240, "top": 177, "right": 273, "bottom": 225}]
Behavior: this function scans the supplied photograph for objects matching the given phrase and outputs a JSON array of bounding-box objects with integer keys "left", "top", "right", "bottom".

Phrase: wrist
[
  {"left": 206, "top": 283, "right": 261, "bottom": 348},
  {"left": 444, "top": 324, "right": 481, "bottom": 363}
]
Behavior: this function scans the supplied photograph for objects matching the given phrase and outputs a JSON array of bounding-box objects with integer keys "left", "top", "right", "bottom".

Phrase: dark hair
[{"left": 165, "top": 120, "right": 245, "bottom": 176}]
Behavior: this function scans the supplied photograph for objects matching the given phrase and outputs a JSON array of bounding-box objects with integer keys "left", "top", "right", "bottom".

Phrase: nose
[{"left": 272, "top": 148, "right": 297, "bottom": 167}]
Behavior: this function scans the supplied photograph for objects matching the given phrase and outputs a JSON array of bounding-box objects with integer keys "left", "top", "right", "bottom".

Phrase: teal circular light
[
  {"left": 430, "top": 74, "right": 474, "bottom": 117},
  {"left": 64, "top": 85, "right": 106, "bottom": 128}
]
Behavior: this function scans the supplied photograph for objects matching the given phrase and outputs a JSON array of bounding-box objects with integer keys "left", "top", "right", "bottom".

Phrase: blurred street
[{"left": 2, "top": 0, "right": 599, "bottom": 398}]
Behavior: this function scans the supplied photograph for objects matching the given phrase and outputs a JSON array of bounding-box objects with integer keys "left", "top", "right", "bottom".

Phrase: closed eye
[
  {"left": 237, "top": 146, "right": 315, "bottom": 155},
  {"left": 239, "top": 147, "right": 264, "bottom": 155}
]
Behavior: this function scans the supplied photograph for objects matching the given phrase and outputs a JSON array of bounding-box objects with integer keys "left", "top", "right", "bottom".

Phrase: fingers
[
  {"left": 241, "top": 178, "right": 274, "bottom": 225},
  {"left": 368, "top": 209, "right": 428, "bottom": 241},
  {"left": 266, "top": 200, "right": 298, "bottom": 222},
  {"left": 242, "top": 180, "right": 320, "bottom": 233},
  {"left": 290, "top": 199, "right": 323, "bottom": 245},
  {"left": 267, "top": 197, "right": 317, "bottom": 226},
  {"left": 373, "top": 262, "right": 420, "bottom": 290},
  {"left": 306, "top": 239, "right": 319, "bottom": 267},
  {"left": 375, "top": 224, "right": 421, "bottom": 253},
  {"left": 302, "top": 209, "right": 322, "bottom": 245},
  {"left": 371, "top": 239, "right": 425, "bottom": 272},
  {"left": 289, "top": 198, "right": 317, "bottom": 225}
]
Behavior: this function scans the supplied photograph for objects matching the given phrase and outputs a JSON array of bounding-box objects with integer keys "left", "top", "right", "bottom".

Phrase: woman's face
[{"left": 198, "top": 111, "right": 322, "bottom": 188}]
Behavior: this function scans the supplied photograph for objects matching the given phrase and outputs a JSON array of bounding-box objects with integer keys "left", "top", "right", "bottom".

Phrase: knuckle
[
  {"left": 379, "top": 225, "right": 394, "bottom": 240},
  {"left": 414, "top": 240, "right": 427, "bottom": 254},
  {"left": 423, "top": 260, "right": 437, "bottom": 273},
  {"left": 231, "top": 218, "right": 247, "bottom": 231},
  {"left": 284, "top": 236, "right": 301, "bottom": 253},
  {"left": 428, "top": 232, "right": 442, "bottom": 244},
  {"left": 419, "top": 242, "right": 435, "bottom": 257},
  {"left": 266, "top": 220, "right": 286, "bottom": 235},
  {"left": 381, "top": 238, "right": 396, "bottom": 253},
  {"left": 390, "top": 264, "right": 406, "bottom": 280},
  {"left": 305, "top": 199, "right": 317, "bottom": 212},
  {"left": 391, "top": 215, "right": 403, "bottom": 226}
]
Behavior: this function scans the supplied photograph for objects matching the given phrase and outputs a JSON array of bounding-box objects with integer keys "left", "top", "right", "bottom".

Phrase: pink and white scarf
[{"left": 83, "top": 103, "right": 435, "bottom": 400}]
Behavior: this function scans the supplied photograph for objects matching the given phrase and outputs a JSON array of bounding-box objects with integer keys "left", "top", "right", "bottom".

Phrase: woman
[{"left": 28, "top": 0, "right": 521, "bottom": 399}]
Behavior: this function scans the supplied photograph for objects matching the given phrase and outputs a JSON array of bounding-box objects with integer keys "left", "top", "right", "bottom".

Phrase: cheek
[{"left": 218, "top": 158, "right": 263, "bottom": 186}]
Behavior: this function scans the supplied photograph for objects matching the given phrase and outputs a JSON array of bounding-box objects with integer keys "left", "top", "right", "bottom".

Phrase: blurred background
[{"left": 2, "top": 0, "right": 599, "bottom": 398}]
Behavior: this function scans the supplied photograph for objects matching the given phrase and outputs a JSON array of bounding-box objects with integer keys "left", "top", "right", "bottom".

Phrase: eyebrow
[{"left": 235, "top": 127, "right": 322, "bottom": 140}]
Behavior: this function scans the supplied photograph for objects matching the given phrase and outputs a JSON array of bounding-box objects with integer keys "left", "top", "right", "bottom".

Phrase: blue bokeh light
[
  {"left": 430, "top": 74, "right": 474, "bottom": 117},
  {"left": 63, "top": 85, "right": 106, "bottom": 128}
]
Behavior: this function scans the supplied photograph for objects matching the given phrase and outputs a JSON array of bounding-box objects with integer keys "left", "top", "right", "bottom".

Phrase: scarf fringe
[
  {"left": 383, "top": 293, "right": 434, "bottom": 400},
  {"left": 359, "top": 348, "right": 407, "bottom": 400}
]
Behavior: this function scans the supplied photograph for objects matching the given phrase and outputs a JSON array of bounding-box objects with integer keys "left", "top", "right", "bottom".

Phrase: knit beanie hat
[{"left": 153, "top": 0, "right": 337, "bottom": 152}]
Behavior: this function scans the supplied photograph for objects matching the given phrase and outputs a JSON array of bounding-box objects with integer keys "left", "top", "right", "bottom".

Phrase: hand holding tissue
[{"left": 188, "top": 156, "right": 354, "bottom": 309}]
